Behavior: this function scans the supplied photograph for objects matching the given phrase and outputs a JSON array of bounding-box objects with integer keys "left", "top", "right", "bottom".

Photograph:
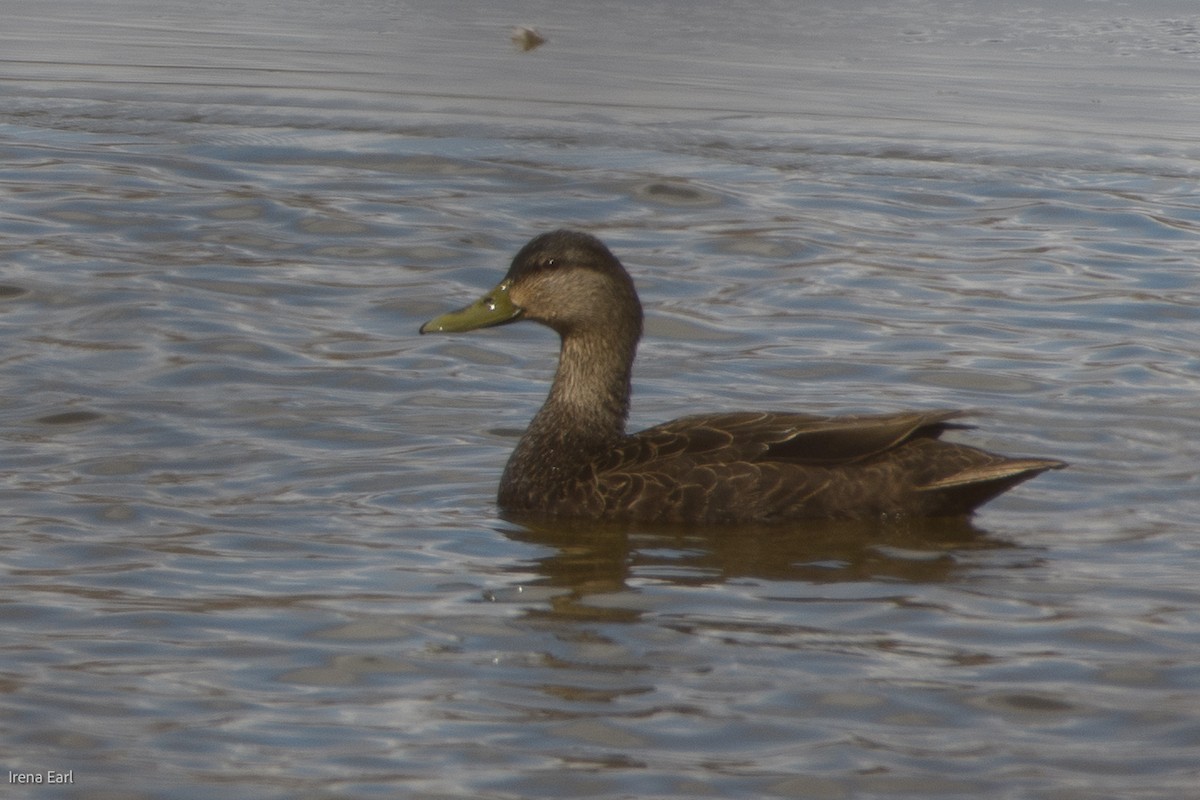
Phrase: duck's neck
[
  {"left": 501, "top": 326, "right": 636, "bottom": 506},
  {"left": 530, "top": 328, "right": 636, "bottom": 449}
]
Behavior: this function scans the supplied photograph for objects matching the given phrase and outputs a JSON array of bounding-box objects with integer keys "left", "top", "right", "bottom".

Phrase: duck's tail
[{"left": 918, "top": 457, "right": 1067, "bottom": 516}]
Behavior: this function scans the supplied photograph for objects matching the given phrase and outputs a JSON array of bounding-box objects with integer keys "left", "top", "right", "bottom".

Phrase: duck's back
[{"left": 506, "top": 409, "right": 1063, "bottom": 523}]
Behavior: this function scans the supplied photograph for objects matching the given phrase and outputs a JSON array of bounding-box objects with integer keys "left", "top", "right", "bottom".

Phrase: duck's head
[{"left": 419, "top": 230, "right": 642, "bottom": 338}]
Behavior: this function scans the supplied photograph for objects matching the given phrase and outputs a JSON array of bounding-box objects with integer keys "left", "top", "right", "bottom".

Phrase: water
[{"left": 2, "top": 0, "right": 1199, "bottom": 797}]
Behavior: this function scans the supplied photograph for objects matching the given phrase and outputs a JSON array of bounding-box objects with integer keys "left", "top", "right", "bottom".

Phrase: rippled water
[{"left": 3, "top": 0, "right": 1200, "bottom": 797}]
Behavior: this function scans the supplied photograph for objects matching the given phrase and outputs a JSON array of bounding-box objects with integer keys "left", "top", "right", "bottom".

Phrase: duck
[{"left": 420, "top": 230, "right": 1064, "bottom": 524}]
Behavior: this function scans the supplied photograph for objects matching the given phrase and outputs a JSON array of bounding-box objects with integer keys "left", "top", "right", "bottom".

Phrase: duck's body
[
  {"left": 421, "top": 230, "right": 1063, "bottom": 523},
  {"left": 499, "top": 408, "right": 1059, "bottom": 524}
]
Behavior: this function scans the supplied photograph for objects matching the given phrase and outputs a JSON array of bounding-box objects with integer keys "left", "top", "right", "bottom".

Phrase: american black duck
[{"left": 420, "top": 230, "right": 1064, "bottom": 524}]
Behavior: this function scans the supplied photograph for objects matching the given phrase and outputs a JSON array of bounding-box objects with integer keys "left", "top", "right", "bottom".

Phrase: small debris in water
[{"left": 511, "top": 25, "right": 546, "bottom": 52}]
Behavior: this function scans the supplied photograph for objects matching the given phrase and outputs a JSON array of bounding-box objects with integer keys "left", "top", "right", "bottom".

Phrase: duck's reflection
[{"left": 498, "top": 513, "right": 1020, "bottom": 621}]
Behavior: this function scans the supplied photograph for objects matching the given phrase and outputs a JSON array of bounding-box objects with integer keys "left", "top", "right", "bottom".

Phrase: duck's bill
[{"left": 419, "top": 280, "right": 523, "bottom": 333}]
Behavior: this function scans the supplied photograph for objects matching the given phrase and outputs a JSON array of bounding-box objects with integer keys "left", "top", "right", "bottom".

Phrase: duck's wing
[
  {"left": 611, "top": 409, "right": 969, "bottom": 468},
  {"left": 589, "top": 410, "right": 1061, "bottom": 521}
]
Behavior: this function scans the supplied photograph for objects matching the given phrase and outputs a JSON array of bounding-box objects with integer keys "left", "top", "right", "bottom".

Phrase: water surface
[{"left": 2, "top": 1, "right": 1200, "bottom": 798}]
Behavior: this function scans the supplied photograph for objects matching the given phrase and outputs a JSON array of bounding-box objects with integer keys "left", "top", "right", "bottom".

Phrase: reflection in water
[{"left": 502, "top": 513, "right": 1018, "bottom": 620}]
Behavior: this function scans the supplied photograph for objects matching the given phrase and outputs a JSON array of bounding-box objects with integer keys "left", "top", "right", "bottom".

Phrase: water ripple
[{"left": 2, "top": 0, "right": 1200, "bottom": 797}]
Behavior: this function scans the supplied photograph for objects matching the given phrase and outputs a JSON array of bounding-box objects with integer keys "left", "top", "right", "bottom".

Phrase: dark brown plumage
[{"left": 420, "top": 230, "right": 1064, "bottom": 524}]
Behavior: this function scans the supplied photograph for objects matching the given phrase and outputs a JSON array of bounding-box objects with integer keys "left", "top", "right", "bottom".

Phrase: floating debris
[{"left": 511, "top": 25, "right": 546, "bottom": 52}]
